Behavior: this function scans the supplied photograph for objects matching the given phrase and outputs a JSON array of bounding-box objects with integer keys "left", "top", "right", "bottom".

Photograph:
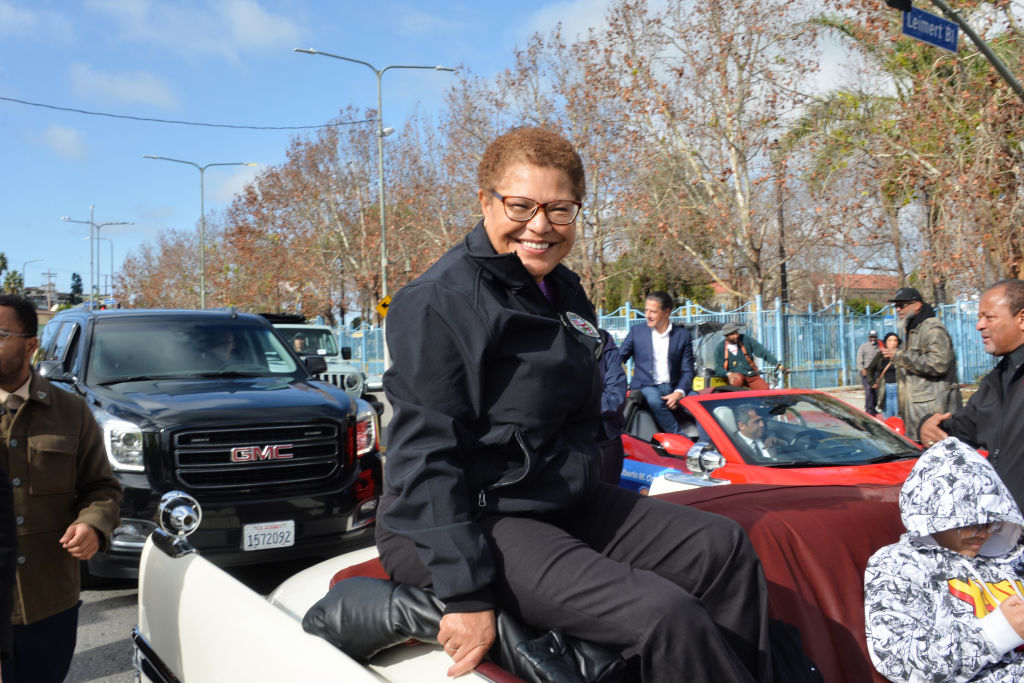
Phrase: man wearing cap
[
  {"left": 0, "top": 294, "right": 121, "bottom": 682},
  {"left": 857, "top": 330, "right": 881, "bottom": 416},
  {"left": 618, "top": 291, "right": 694, "bottom": 435},
  {"left": 881, "top": 286, "right": 961, "bottom": 441},
  {"left": 920, "top": 279, "right": 1024, "bottom": 506},
  {"left": 713, "top": 322, "right": 782, "bottom": 391}
]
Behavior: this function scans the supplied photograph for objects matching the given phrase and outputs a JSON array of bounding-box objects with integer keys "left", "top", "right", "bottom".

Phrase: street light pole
[
  {"left": 292, "top": 48, "right": 454, "bottom": 305},
  {"left": 93, "top": 237, "right": 114, "bottom": 297},
  {"left": 61, "top": 209, "right": 132, "bottom": 308},
  {"left": 143, "top": 156, "right": 256, "bottom": 309},
  {"left": 20, "top": 259, "right": 42, "bottom": 292}
]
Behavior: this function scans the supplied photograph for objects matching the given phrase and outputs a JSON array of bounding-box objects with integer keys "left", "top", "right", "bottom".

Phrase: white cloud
[
  {"left": 521, "top": 0, "right": 616, "bottom": 43},
  {"left": 0, "top": 1, "right": 37, "bottom": 34},
  {"left": 392, "top": 3, "right": 464, "bottom": 37},
  {"left": 210, "top": 163, "right": 261, "bottom": 203},
  {"left": 220, "top": 0, "right": 301, "bottom": 48},
  {"left": 85, "top": 0, "right": 302, "bottom": 62},
  {"left": 41, "top": 124, "right": 88, "bottom": 159},
  {"left": 70, "top": 62, "right": 179, "bottom": 109},
  {"left": 0, "top": 1, "right": 73, "bottom": 39}
]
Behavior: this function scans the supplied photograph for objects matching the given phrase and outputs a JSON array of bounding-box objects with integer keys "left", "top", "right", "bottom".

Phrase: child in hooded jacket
[{"left": 865, "top": 437, "right": 1024, "bottom": 682}]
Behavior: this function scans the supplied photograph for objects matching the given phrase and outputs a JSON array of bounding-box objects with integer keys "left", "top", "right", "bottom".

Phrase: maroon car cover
[{"left": 664, "top": 483, "right": 904, "bottom": 683}]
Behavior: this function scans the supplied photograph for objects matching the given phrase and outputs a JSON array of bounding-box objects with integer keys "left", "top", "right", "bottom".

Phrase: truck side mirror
[
  {"left": 341, "top": 346, "right": 352, "bottom": 360},
  {"left": 36, "top": 360, "right": 75, "bottom": 383},
  {"left": 304, "top": 356, "right": 328, "bottom": 375}
]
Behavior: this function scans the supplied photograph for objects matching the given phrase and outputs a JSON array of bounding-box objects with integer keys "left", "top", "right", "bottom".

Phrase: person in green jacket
[{"left": 713, "top": 322, "right": 783, "bottom": 390}]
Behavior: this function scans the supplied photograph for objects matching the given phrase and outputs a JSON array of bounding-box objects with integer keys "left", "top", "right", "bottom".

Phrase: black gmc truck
[{"left": 34, "top": 308, "right": 381, "bottom": 580}]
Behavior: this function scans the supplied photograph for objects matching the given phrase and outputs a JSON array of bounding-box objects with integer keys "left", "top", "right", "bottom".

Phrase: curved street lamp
[
  {"left": 143, "top": 156, "right": 257, "bottom": 309},
  {"left": 21, "top": 259, "right": 42, "bottom": 289},
  {"left": 62, "top": 207, "right": 132, "bottom": 307},
  {"left": 292, "top": 48, "right": 454, "bottom": 307}
]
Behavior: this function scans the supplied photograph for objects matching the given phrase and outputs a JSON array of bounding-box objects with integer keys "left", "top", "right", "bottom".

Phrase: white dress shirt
[
  {"left": 651, "top": 326, "right": 672, "bottom": 385},
  {"left": 737, "top": 433, "right": 773, "bottom": 459}
]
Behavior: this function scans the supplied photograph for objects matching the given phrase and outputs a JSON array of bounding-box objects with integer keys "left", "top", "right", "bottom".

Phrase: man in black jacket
[{"left": 921, "top": 279, "right": 1024, "bottom": 506}]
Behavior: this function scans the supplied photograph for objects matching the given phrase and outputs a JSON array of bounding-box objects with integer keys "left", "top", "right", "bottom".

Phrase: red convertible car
[{"left": 620, "top": 388, "right": 921, "bottom": 493}]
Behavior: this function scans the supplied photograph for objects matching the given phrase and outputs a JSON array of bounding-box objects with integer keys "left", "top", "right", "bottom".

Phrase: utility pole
[{"left": 42, "top": 269, "right": 57, "bottom": 310}]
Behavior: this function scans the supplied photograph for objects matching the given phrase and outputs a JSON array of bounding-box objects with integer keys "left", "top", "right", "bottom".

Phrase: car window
[
  {"left": 704, "top": 393, "right": 919, "bottom": 466},
  {"left": 51, "top": 321, "right": 80, "bottom": 364},
  {"left": 86, "top": 319, "right": 303, "bottom": 383},
  {"left": 280, "top": 328, "right": 339, "bottom": 356}
]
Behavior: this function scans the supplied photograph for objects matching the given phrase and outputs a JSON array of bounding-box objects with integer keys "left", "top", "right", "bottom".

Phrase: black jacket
[
  {"left": 380, "top": 222, "right": 602, "bottom": 610},
  {"left": 939, "top": 348, "right": 1024, "bottom": 507}
]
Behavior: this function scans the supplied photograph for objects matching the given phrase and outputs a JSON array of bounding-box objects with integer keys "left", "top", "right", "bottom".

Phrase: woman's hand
[{"left": 438, "top": 610, "right": 496, "bottom": 677}]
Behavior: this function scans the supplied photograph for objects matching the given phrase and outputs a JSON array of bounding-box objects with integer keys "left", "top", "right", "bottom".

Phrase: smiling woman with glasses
[
  {"left": 375, "top": 126, "right": 773, "bottom": 682},
  {"left": 487, "top": 190, "right": 581, "bottom": 226}
]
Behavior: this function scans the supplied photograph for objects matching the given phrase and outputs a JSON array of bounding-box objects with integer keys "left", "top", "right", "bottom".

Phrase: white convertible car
[{"left": 134, "top": 484, "right": 906, "bottom": 683}]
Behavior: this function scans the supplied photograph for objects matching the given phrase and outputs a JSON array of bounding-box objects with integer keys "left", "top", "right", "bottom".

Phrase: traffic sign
[
  {"left": 902, "top": 7, "right": 958, "bottom": 53},
  {"left": 376, "top": 295, "right": 392, "bottom": 319}
]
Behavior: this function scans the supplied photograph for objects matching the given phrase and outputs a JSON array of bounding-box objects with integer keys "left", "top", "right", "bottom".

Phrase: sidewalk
[
  {"left": 821, "top": 384, "right": 977, "bottom": 410},
  {"left": 821, "top": 386, "right": 869, "bottom": 409}
]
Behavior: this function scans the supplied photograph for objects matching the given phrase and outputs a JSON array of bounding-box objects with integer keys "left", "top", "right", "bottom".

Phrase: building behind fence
[{"left": 335, "top": 296, "right": 994, "bottom": 390}]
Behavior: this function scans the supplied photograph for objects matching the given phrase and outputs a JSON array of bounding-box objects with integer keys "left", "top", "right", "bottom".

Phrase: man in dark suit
[{"left": 618, "top": 291, "right": 695, "bottom": 434}]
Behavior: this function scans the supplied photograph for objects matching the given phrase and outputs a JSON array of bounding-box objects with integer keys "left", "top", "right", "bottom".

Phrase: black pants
[
  {"left": 861, "top": 375, "right": 878, "bottom": 415},
  {"left": 2, "top": 602, "right": 80, "bottom": 683},
  {"left": 378, "top": 484, "right": 772, "bottom": 682}
]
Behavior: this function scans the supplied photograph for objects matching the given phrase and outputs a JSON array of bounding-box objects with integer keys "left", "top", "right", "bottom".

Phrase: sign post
[{"left": 902, "top": 7, "right": 958, "bottom": 53}]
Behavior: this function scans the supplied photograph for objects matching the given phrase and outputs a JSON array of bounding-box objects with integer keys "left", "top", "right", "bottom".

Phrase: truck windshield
[{"left": 87, "top": 319, "right": 303, "bottom": 384}]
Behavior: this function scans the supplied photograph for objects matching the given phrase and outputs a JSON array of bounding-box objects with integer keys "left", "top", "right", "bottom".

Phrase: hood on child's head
[{"left": 900, "top": 437, "right": 1023, "bottom": 557}]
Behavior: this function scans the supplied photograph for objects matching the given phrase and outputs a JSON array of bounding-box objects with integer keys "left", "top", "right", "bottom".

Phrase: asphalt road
[{"left": 68, "top": 558, "right": 322, "bottom": 682}]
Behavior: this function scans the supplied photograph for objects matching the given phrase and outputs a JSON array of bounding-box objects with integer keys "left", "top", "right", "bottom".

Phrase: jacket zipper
[{"left": 478, "top": 427, "right": 534, "bottom": 509}]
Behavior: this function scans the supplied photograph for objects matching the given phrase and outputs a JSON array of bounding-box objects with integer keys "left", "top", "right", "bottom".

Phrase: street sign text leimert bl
[{"left": 902, "top": 7, "right": 959, "bottom": 53}]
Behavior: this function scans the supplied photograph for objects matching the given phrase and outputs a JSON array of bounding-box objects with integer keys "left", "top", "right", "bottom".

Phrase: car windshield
[
  {"left": 87, "top": 318, "right": 303, "bottom": 384},
  {"left": 703, "top": 393, "right": 920, "bottom": 466},
  {"left": 280, "top": 329, "right": 339, "bottom": 357}
]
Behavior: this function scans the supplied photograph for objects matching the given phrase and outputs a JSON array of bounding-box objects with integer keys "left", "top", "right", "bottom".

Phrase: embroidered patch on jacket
[{"left": 566, "top": 312, "right": 600, "bottom": 338}]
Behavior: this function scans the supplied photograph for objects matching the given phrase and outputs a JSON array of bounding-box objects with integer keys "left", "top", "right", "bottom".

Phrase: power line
[{"left": 0, "top": 95, "right": 374, "bottom": 131}]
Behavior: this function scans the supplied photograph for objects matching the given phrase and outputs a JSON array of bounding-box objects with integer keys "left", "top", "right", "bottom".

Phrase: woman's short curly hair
[{"left": 478, "top": 126, "right": 586, "bottom": 200}]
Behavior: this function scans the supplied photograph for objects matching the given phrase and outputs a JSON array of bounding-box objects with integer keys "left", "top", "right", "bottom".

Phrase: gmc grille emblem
[{"left": 230, "top": 444, "right": 294, "bottom": 462}]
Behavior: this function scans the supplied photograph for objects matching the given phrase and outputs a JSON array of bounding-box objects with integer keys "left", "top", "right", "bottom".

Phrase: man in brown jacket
[{"left": 0, "top": 294, "right": 121, "bottom": 682}]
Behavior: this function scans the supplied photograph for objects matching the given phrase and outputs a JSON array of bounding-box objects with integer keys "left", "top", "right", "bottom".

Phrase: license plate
[{"left": 241, "top": 520, "right": 295, "bottom": 551}]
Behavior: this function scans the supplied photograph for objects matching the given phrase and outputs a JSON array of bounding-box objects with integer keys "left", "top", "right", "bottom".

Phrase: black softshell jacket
[
  {"left": 380, "top": 222, "right": 603, "bottom": 609},
  {"left": 940, "top": 352, "right": 1024, "bottom": 507}
]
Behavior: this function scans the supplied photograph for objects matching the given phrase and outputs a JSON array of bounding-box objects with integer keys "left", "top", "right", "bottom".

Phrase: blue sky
[{"left": 0, "top": 0, "right": 612, "bottom": 299}]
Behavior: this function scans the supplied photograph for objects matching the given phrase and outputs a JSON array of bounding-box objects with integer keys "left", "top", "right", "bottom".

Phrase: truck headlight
[
  {"left": 93, "top": 408, "right": 145, "bottom": 472},
  {"left": 355, "top": 407, "right": 378, "bottom": 457}
]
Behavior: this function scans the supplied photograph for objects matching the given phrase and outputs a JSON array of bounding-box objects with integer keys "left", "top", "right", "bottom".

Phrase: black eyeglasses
[
  {"left": 894, "top": 302, "right": 916, "bottom": 310},
  {"left": 489, "top": 190, "right": 581, "bottom": 226}
]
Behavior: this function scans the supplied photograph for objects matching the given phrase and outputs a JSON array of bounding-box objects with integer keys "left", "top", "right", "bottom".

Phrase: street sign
[
  {"left": 902, "top": 7, "right": 958, "bottom": 53},
  {"left": 376, "top": 295, "right": 392, "bottom": 319}
]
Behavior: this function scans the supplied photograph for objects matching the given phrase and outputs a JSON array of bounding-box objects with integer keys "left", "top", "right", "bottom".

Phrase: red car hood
[{"left": 622, "top": 434, "right": 917, "bottom": 486}]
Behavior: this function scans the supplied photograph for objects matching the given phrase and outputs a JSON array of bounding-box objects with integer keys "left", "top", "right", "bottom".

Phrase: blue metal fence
[{"left": 333, "top": 297, "right": 995, "bottom": 389}]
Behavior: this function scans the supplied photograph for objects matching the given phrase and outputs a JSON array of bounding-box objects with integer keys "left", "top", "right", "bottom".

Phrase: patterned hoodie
[{"left": 865, "top": 437, "right": 1024, "bottom": 682}]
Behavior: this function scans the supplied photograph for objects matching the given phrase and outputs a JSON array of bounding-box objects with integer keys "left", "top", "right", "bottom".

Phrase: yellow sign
[{"left": 376, "top": 295, "right": 392, "bottom": 319}]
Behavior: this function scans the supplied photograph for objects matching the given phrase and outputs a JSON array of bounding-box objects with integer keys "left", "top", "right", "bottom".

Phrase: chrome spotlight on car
[
  {"left": 686, "top": 442, "right": 727, "bottom": 480},
  {"left": 152, "top": 491, "right": 202, "bottom": 557},
  {"left": 158, "top": 491, "right": 202, "bottom": 536}
]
